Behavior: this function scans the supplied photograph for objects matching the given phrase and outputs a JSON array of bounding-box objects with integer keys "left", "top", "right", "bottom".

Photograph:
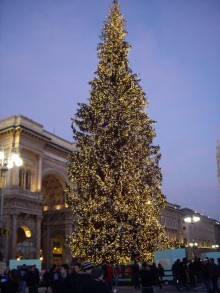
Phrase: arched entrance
[
  {"left": 41, "top": 173, "right": 70, "bottom": 267},
  {"left": 16, "top": 226, "right": 35, "bottom": 259}
]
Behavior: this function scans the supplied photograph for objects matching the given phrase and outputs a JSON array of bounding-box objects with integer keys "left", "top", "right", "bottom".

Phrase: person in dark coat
[
  {"left": 48, "top": 264, "right": 60, "bottom": 292},
  {"left": 188, "top": 260, "right": 196, "bottom": 287},
  {"left": 157, "top": 263, "right": 165, "bottom": 288},
  {"left": 0, "top": 269, "right": 20, "bottom": 293},
  {"left": 209, "top": 258, "right": 220, "bottom": 293},
  {"left": 139, "top": 262, "right": 156, "bottom": 293},
  {"left": 151, "top": 263, "right": 161, "bottom": 289},
  {"left": 194, "top": 257, "right": 203, "bottom": 284},
  {"left": 90, "top": 268, "right": 111, "bottom": 293},
  {"left": 131, "top": 261, "right": 140, "bottom": 289},
  {"left": 172, "top": 259, "right": 179, "bottom": 289},
  {"left": 26, "top": 265, "right": 40, "bottom": 293},
  {"left": 70, "top": 262, "right": 81, "bottom": 291},
  {"left": 175, "top": 258, "right": 190, "bottom": 291},
  {"left": 42, "top": 267, "right": 50, "bottom": 292},
  {"left": 76, "top": 261, "right": 94, "bottom": 293},
  {"left": 202, "top": 258, "right": 212, "bottom": 293},
  {"left": 51, "top": 264, "right": 73, "bottom": 293},
  {"left": 19, "top": 264, "right": 28, "bottom": 293},
  {"left": 106, "top": 263, "right": 113, "bottom": 290}
]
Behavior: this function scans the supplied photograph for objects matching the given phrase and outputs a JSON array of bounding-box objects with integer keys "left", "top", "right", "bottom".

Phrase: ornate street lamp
[
  {"left": 184, "top": 215, "right": 200, "bottom": 223},
  {"left": 0, "top": 147, "right": 23, "bottom": 260},
  {"left": 183, "top": 214, "right": 201, "bottom": 259},
  {"left": 212, "top": 244, "right": 219, "bottom": 249},
  {"left": 189, "top": 241, "right": 199, "bottom": 258},
  {"left": 189, "top": 242, "right": 198, "bottom": 248}
]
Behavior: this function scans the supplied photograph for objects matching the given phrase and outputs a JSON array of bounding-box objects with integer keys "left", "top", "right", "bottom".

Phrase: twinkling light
[{"left": 66, "top": 0, "right": 171, "bottom": 264}]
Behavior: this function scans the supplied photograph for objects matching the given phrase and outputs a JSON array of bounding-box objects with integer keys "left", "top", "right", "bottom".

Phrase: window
[
  {"left": 26, "top": 170, "right": 31, "bottom": 190},
  {"left": 42, "top": 174, "right": 65, "bottom": 209},
  {"left": 52, "top": 237, "right": 63, "bottom": 255},
  {"left": 19, "top": 168, "right": 32, "bottom": 190}
]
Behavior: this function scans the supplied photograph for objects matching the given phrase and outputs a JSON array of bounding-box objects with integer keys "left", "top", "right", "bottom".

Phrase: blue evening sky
[{"left": 0, "top": 0, "right": 220, "bottom": 220}]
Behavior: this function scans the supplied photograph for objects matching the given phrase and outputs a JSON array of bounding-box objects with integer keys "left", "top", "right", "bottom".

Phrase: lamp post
[
  {"left": 184, "top": 214, "right": 201, "bottom": 259},
  {"left": 184, "top": 215, "right": 200, "bottom": 223},
  {"left": 212, "top": 244, "right": 219, "bottom": 249},
  {"left": 0, "top": 147, "right": 23, "bottom": 261},
  {"left": 189, "top": 241, "right": 198, "bottom": 258}
]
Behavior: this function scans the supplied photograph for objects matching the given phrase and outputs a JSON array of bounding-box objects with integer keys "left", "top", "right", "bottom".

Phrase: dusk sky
[{"left": 0, "top": 0, "right": 220, "bottom": 220}]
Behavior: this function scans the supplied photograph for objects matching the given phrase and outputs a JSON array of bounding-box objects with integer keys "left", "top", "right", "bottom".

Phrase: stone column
[
  {"left": 37, "top": 155, "right": 42, "bottom": 191},
  {"left": 36, "top": 215, "right": 42, "bottom": 259},
  {"left": 64, "top": 213, "right": 73, "bottom": 263},
  {"left": 4, "top": 215, "right": 11, "bottom": 263},
  {"left": 11, "top": 212, "right": 18, "bottom": 259},
  {"left": 14, "top": 167, "right": 20, "bottom": 187},
  {"left": 44, "top": 221, "right": 51, "bottom": 268}
]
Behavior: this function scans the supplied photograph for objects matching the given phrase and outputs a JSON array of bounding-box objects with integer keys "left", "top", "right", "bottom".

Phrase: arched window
[
  {"left": 19, "top": 167, "right": 25, "bottom": 189},
  {"left": 19, "top": 168, "right": 32, "bottom": 190},
  {"left": 26, "top": 169, "right": 31, "bottom": 190},
  {"left": 42, "top": 174, "right": 65, "bottom": 210}
]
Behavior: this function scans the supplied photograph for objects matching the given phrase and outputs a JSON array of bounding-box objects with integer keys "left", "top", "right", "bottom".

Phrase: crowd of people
[
  {"left": 0, "top": 257, "right": 219, "bottom": 293},
  {"left": 0, "top": 264, "right": 40, "bottom": 293},
  {"left": 0, "top": 260, "right": 163, "bottom": 293},
  {"left": 172, "top": 257, "right": 220, "bottom": 292},
  {"left": 129, "top": 257, "right": 220, "bottom": 292}
]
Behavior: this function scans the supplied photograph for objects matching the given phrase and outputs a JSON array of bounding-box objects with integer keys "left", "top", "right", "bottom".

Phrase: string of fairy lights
[{"left": 66, "top": 0, "right": 171, "bottom": 264}]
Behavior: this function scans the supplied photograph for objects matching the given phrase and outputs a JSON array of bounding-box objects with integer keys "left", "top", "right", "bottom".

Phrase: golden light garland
[{"left": 66, "top": 0, "right": 171, "bottom": 265}]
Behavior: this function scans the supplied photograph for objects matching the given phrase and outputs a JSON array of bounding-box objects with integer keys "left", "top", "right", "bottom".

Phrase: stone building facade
[
  {"left": 0, "top": 115, "right": 74, "bottom": 268},
  {"left": 159, "top": 203, "right": 184, "bottom": 244},
  {"left": 181, "top": 208, "right": 220, "bottom": 258},
  {"left": 0, "top": 115, "right": 219, "bottom": 268}
]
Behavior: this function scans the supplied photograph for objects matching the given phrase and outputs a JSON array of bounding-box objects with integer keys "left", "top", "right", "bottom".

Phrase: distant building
[
  {"left": 181, "top": 208, "right": 218, "bottom": 247},
  {"left": 159, "top": 203, "right": 184, "bottom": 244},
  {"left": 181, "top": 208, "right": 220, "bottom": 258},
  {"left": 0, "top": 115, "right": 219, "bottom": 267}
]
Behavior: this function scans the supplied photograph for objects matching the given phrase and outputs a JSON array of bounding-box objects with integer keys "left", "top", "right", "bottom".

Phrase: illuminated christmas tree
[{"left": 66, "top": 0, "right": 170, "bottom": 264}]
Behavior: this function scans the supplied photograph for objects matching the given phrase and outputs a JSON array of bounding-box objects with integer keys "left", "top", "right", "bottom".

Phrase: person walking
[
  {"left": 172, "top": 259, "right": 179, "bottom": 289},
  {"left": 209, "top": 258, "right": 220, "bottom": 293},
  {"left": 151, "top": 263, "right": 161, "bottom": 289},
  {"left": 158, "top": 263, "right": 165, "bottom": 288},
  {"left": 139, "top": 262, "right": 156, "bottom": 293}
]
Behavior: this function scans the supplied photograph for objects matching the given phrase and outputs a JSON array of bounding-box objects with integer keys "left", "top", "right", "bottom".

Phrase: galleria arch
[{"left": 0, "top": 115, "right": 75, "bottom": 267}]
